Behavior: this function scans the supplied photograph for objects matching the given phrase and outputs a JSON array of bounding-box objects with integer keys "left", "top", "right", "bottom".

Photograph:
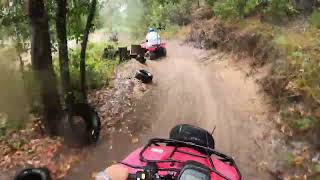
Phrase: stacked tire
[{"left": 62, "top": 103, "right": 101, "bottom": 147}]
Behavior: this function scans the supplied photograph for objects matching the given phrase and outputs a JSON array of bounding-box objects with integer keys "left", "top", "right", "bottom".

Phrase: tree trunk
[
  {"left": 56, "top": 0, "right": 71, "bottom": 97},
  {"left": 80, "top": 0, "right": 97, "bottom": 102},
  {"left": 27, "top": 0, "right": 62, "bottom": 136}
]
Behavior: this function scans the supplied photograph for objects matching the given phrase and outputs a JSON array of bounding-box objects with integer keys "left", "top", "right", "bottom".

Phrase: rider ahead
[{"left": 145, "top": 28, "right": 161, "bottom": 48}]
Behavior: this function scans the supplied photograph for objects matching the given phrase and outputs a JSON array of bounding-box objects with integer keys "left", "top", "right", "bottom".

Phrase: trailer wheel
[{"left": 62, "top": 103, "right": 101, "bottom": 147}]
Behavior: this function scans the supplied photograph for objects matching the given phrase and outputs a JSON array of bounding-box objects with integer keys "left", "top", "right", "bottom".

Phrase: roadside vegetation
[
  {"left": 181, "top": 0, "right": 320, "bottom": 178},
  {"left": 0, "top": 0, "right": 121, "bottom": 177},
  {"left": 0, "top": 0, "right": 121, "bottom": 136},
  {"left": 208, "top": 0, "right": 320, "bottom": 137}
]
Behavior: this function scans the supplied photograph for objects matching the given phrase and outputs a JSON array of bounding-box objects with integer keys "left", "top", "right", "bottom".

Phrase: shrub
[
  {"left": 213, "top": 0, "right": 297, "bottom": 22},
  {"left": 54, "top": 42, "right": 119, "bottom": 96},
  {"left": 244, "top": 0, "right": 261, "bottom": 15},
  {"left": 167, "top": 0, "right": 194, "bottom": 25},
  {"left": 206, "top": 0, "right": 216, "bottom": 6},
  {"left": 263, "top": 0, "right": 297, "bottom": 23},
  {"left": 213, "top": 0, "right": 241, "bottom": 20},
  {"left": 310, "top": 8, "right": 320, "bottom": 28}
]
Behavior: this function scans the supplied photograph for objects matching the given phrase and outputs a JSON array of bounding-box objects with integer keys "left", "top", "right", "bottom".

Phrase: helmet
[
  {"left": 148, "top": 28, "right": 155, "bottom": 32},
  {"left": 14, "top": 168, "right": 52, "bottom": 180}
]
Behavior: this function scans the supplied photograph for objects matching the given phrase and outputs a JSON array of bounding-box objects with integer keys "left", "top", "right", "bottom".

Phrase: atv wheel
[
  {"left": 135, "top": 69, "right": 153, "bottom": 84},
  {"left": 14, "top": 167, "right": 52, "bottom": 180},
  {"left": 169, "top": 124, "right": 215, "bottom": 150},
  {"left": 157, "top": 47, "right": 166, "bottom": 57},
  {"left": 162, "top": 48, "right": 167, "bottom": 57},
  {"left": 147, "top": 51, "right": 157, "bottom": 60}
]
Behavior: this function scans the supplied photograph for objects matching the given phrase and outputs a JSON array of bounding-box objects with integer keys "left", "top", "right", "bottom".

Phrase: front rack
[{"left": 121, "top": 138, "right": 242, "bottom": 180}]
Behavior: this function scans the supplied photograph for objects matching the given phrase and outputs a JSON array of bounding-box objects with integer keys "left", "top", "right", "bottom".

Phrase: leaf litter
[{"left": 0, "top": 60, "right": 151, "bottom": 179}]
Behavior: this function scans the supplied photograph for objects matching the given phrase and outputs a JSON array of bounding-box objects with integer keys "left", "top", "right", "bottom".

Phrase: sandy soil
[{"left": 66, "top": 40, "right": 283, "bottom": 180}]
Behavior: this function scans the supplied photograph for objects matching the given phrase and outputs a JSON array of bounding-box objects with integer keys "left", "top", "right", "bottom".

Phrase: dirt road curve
[{"left": 66, "top": 41, "right": 281, "bottom": 180}]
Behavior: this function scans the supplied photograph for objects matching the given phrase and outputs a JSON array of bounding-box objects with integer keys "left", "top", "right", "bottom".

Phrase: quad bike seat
[{"left": 169, "top": 124, "right": 215, "bottom": 154}]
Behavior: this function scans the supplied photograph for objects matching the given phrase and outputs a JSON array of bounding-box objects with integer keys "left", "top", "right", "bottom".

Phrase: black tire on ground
[
  {"left": 169, "top": 124, "right": 215, "bottom": 152},
  {"left": 148, "top": 51, "right": 157, "bottom": 60},
  {"left": 14, "top": 167, "right": 52, "bottom": 180},
  {"left": 163, "top": 48, "right": 167, "bottom": 57},
  {"left": 135, "top": 69, "right": 153, "bottom": 84},
  {"left": 136, "top": 54, "right": 146, "bottom": 64},
  {"left": 62, "top": 103, "right": 101, "bottom": 147}
]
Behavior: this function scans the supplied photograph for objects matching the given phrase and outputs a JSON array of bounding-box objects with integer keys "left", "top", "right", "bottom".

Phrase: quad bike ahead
[
  {"left": 140, "top": 41, "right": 167, "bottom": 60},
  {"left": 121, "top": 124, "right": 242, "bottom": 180}
]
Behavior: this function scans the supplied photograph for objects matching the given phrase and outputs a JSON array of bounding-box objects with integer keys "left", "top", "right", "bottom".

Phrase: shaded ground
[{"left": 67, "top": 40, "right": 284, "bottom": 180}]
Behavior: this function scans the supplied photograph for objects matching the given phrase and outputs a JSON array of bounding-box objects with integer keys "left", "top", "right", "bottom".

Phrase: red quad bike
[
  {"left": 141, "top": 41, "right": 167, "bottom": 60},
  {"left": 120, "top": 124, "right": 242, "bottom": 180}
]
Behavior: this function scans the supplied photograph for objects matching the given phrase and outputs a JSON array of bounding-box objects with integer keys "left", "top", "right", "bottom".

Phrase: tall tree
[
  {"left": 55, "top": 0, "right": 71, "bottom": 96},
  {"left": 80, "top": 0, "right": 98, "bottom": 101},
  {"left": 27, "top": 0, "right": 62, "bottom": 136}
]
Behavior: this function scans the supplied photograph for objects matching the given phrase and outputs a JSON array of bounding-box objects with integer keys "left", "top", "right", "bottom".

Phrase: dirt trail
[{"left": 66, "top": 40, "right": 282, "bottom": 180}]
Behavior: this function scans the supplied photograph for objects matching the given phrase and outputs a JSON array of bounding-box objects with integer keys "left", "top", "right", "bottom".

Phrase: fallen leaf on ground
[
  {"left": 258, "top": 161, "right": 268, "bottom": 171},
  {"left": 131, "top": 138, "right": 139, "bottom": 144},
  {"left": 293, "top": 156, "right": 305, "bottom": 166}
]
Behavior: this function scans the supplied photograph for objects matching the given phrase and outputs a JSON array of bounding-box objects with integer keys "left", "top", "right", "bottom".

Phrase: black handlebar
[{"left": 127, "top": 174, "right": 137, "bottom": 180}]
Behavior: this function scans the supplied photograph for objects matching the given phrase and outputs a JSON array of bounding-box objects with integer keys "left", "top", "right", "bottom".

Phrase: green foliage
[
  {"left": 286, "top": 49, "right": 320, "bottom": 105},
  {"left": 68, "top": 0, "right": 91, "bottom": 41},
  {"left": 206, "top": 0, "right": 216, "bottom": 6},
  {"left": 281, "top": 106, "right": 315, "bottom": 132},
  {"left": 263, "top": 0, "right": 296, "bottom": 22},
  {"left": 292, "top": 118, "right": 314, "bottom": 131},
  {"left": 213, "top": 0, "right": 241, "bottom": 20},
  {"left": 100, "top": 0, "right": 197, "bottom": 40},
  {"left": 243, "top": 0, "right": 261, "bottom": 15},
  {"left": 167, "top": 0, "right": 194, "bottom": 25},
  {"left": 310, "top": 9, "right": 320, "bottom": 28},
  {"left": 213, "top": 0, "right": 296, "bottom": 22},
  {"left": 54, "top": 42, "right": 119, "bottom": 95},
  {"left": 313, "top": 164, "right": 320, "bottom": 173},
  {"left": 0, "top": 0, "right": 29, "bottom": 53}
]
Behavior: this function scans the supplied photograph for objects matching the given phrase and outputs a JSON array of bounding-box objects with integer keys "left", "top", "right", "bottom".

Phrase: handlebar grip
[{"left": 127, "top": 174, "right": 137, "bottom": 180}]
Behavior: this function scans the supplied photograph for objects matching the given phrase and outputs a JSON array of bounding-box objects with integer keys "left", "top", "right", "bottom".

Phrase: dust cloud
[
  {"left": 0, "top": 48, "right": 29, "bottom": 129},
  {"left": 98, "top": 0, "right": 146, "bottom": 41}
]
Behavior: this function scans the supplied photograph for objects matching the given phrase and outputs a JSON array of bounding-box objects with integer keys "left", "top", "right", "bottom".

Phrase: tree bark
[
  {"left": 80, "top": 0, "right": 97, "bottom": 102},
  {"left": 56, "top": 0, "right": 71, "bottom": 97},
  {"left": 27, "top": 0, "right": 62, "bottom": 136}
]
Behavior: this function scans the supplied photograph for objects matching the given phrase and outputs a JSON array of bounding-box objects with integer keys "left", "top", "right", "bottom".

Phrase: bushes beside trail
[
  {"left": 187, "top": 2, "right": 320, "bottom": 138},
  {"left": 54, "top": 42, "right": 120, "bottom": 101}
]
